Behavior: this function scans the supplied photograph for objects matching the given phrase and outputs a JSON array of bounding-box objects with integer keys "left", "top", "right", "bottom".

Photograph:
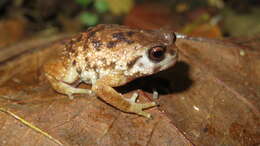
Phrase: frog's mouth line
[
  {"left": 157, "top": 53, "right": 178, "bottom": 72},
  {"left": 124, "top": 48, "right": 178, "bottom": 77}
]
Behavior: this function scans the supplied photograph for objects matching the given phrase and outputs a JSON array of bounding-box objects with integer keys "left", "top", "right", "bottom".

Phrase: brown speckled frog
[{"left": 44, "top": 24, "right": 178, "bottom": 118}]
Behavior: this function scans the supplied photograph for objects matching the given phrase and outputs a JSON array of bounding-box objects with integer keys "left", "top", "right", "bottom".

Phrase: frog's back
[{"left": 60, "top": 24, "right": 176, "bottom": 83}]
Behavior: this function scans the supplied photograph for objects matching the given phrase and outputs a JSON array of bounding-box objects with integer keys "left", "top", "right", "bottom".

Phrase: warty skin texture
[{"left": 44, "top": 24, "right": 178, "bottom": 118}]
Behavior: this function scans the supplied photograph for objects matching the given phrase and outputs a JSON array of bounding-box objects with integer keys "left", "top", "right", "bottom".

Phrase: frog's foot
[
  {"left": 66, "top": 88, "right": 95, "bottom": 100},
  {"left": 127, "top": 92, "right": 157, "bottom": 118}
]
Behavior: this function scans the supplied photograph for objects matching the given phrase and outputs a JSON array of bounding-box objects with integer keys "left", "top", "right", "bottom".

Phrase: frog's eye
[{"left": 148, "top": 46, "right": 166, "bottom": 62}]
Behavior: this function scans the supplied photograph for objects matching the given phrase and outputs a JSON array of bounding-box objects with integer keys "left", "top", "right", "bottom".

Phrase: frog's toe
[
  {"left": 140, "top": 102, "right": 157, "bottom": 109},
  {"left": 129, "top": 102, "right": 157, "bottom": 118},
  {"left": 138, "top": 111, "right": 151, "bottom": 118},
  {"left": 67, "top": 88, "right": 95, "bottom": 99},
  {"left": 152, "top": 90, "right": 159, "bottom": 99},
  {"left": 129, "top": 92, "right": 139, "bottom": 103},
  {"left": 68, "top": 94, "right": 74, "bottom": 100}
]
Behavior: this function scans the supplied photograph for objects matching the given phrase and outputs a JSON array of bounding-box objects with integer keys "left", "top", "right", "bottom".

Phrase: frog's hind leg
[
  {"left": 92, "top": 75, "right": 157, "bottom": 118},
  {"left": 44, "top": 59, "right": 94, "bottom": 99}
]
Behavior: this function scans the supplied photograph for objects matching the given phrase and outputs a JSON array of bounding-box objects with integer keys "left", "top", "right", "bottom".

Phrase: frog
[{"left": 44, "top": 24, "right": 178, "bottom": 118}]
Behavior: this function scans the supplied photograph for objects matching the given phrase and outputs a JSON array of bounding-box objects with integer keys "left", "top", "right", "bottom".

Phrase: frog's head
[
  {"left": 84, "top": 24, "right": 178, "bottom": 78},
  {"left": 125, "top": 30, "right": 178, "bottom": 77}
]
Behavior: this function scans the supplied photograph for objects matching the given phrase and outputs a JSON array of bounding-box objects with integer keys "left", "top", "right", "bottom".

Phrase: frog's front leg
[
  {"left": 92, "top": 74, "right": 157, "bottom": 118},
  {"left": 44, "top": 59, "right": 94, "bottom": 99}
]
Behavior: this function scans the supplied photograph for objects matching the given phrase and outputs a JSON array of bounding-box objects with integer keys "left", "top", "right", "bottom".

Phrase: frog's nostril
[
  {"left": 164, "top": 32, "right": 176, "bottom": 44},
  {"left": 172, "top": 32, "right": 177, "bottom": 43}
]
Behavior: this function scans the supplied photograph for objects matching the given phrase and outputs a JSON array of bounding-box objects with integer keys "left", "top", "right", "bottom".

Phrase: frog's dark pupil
[
  {"left": 149, "top": 46, "right": 166, "bottom": 61},
  {"left": 153, "top": 50, "right": 163, "bottom": 58}
]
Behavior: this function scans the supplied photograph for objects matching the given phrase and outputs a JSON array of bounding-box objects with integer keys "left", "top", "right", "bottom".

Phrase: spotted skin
[{"left": 44, "top": 24, "right": 178, "bottom": 118}]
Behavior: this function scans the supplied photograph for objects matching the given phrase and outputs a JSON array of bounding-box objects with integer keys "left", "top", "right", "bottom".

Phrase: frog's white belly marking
[
  {"left": 63, "top": 66, "right": 79, "bottom": 83},
  {"left": 80, "top": 70, "right": 98, "bottom": 84},
  {"left": 97, "top": 68, "right": 113, "bottom": 78},
  {"left": 80, "top": 68, "right": 116, "bottom": 85}
]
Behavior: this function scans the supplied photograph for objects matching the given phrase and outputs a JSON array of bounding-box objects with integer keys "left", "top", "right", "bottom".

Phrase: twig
[{"left": 0, "top": 107, "right": 63, "bottom": 146}]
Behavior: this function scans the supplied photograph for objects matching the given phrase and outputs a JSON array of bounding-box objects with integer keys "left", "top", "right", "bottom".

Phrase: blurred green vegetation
[
  {"left": 76, "top": 0, "right": 109, "bottom": 26},
  {"left": 76, "top": 0, "right": 133, "bottom": 26},
  {"left": 0, "top": 0, "right": 259, "bottom": 37}
]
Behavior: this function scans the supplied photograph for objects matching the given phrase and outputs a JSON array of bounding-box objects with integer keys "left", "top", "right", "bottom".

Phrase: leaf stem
[{"left": 0, "top": 107, "right": 63, "bottom": 146}]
